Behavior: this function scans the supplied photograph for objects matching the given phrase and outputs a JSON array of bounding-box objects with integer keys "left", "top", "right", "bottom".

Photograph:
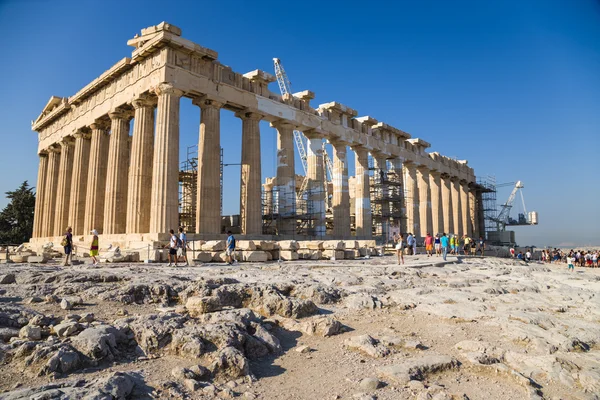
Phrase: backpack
[
  {"left": 60, "top": 235, "right": 69, "bottom": 247},
  {"left": 176, "top": 236, "right": 183, "bottom": 248}
]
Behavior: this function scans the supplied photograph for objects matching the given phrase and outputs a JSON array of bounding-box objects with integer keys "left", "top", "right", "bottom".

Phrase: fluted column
[
  {"left": 332, "top": 140, "right": 350, "bottom": 238},
  {"left": 32, "top": 151, "right": 49, "bottom": 238},
  {"left": 416, "top": 166, "right": 432, "bottom": 238},
  {"left": 237, "top": 111, "right": 262, "bottom": 236},
  {"left": 41, "top": 146, "right": 60, "bottom": 237},
  {"left": 272, "top": 121, "right": 296, "bottom": 235},
  {"left": 441, "top": 174, "right": 454, "bottom": 234},
  {"left": 430, "top": 170, "right": 443, "bottom": 235},
  {"left": 469, "top": 187, "right": 478, "bottom": 238},
  {"left": 306, "top": 133, "right": 326, "bottom": 237},
  {"left": 403, "top": 162, "right": 419, "bottom": 235},
  {"left": 195, "top": 97, "right": 223, "bottom": 235},
  {"left": 460, "top": 181, "right": 470, "bottom": 237},
  {"left": 104, "top": 109, "right": 131, "bottom": 235},
  {"left": 68, "top": 131, "right": 91, "bottom": 235},
  {"left": 53, "top": 137, "right": 75, "bottom": 236},
  {"left": 84, "top": 122, "right": 110, "bottom": 234},
  {"left": 354, "top": 147, "right": 371, "bottom": 238},
  {"left": 451, "top": 178, "right": 463, "bottom": 236},
  {"left": 128, "top": 97, "right": 156, "bottom": 234}
]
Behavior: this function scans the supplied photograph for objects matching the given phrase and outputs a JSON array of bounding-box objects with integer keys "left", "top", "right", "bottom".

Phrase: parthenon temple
[{"left": 30, "top": 22, "right": 484, "bottom": 250}]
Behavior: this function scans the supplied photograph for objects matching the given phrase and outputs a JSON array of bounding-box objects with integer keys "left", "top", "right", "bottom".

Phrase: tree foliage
[{"left": 0, "top": 181, "right": 35, "bottom": 244}]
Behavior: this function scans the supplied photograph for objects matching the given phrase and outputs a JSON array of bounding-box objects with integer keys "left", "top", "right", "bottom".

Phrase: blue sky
[{"left": 0, "top": 0, "right": 598, "bottom": 247}]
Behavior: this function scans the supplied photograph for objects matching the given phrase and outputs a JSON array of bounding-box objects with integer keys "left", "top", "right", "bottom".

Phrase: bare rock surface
[{"left": 0, "top": 255, "right": 599, "bottom": 399}]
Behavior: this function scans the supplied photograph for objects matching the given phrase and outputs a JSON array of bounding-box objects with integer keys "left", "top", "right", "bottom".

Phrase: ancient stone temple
[{"left": 30, "top": 22, "right": 482, "bottom": 250}]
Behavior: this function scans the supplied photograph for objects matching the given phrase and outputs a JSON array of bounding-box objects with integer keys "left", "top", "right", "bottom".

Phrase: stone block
[
  {"left": 27, "top": 255, "right": 48, "bottom": 263},
  {"left": 298, "top": 241, "right": 324, "bottom": 250},
  {"left": 202, "top": 240, "right": 226, "bottom": 251},
  {"left": 357, "top": 240, "right": 377, "bottom": 248},
  {"left": 269, "top": 249, "right": 280, "bottom": 260},
  {"left": 278, "top": 240, "right": 299, "bottom": 250},
  {"left": 236, "top": 240, "right": 256, "bottom": 251},
  {"left": 212, "top": 252, "right": 226, "bottom": 262},
  {"left": 257, "top": 241, "right": 276, "bottom": 251},
  {"left": 323, "top": 250, "right": 345, "bottom": 260},
  {"left": 279, "top": 250, "right": 299, "bottom": 261},
  {"left": 194, "top": 252, "right": 214, "bottom": 263},
  {"left": 298, "top": 250, "right": 322, "bottom": 260},
  {"left": 265, "top": 251, "right": 273, "bottom": 261},
  {"left": 344, "top": 240, "right": 359, "bottom": 250},
  {"left": 11, "top": 255, "right": 28, "bottom": 263},
  {"left": 243, "top": 251, "right": 268, "bottom": 262},
  {"left": 344, "top": 250, "right": 356, "bottom": 259},
  {"left": 323, "top": 240, "right": 345, "bottom": 250}
]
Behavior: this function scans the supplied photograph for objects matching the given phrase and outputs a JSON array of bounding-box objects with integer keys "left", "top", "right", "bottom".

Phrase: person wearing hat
[{"left": 90, "top": 229, "right": 99, "bottom": 266}]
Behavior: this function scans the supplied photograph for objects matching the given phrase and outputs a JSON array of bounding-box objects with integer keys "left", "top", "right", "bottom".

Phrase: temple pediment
[{"left": 33, "top": 96, "right": 67, "bottom": 126}]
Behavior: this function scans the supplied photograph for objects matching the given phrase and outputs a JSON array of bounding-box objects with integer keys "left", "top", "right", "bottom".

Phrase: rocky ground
[{"left": 0, "top": 254, "right": 599, "bottom": 400}]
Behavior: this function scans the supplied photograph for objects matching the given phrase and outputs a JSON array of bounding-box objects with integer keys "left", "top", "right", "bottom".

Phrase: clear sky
[{"left": 0, "top": 0, "right": 598, "bottom": 247}]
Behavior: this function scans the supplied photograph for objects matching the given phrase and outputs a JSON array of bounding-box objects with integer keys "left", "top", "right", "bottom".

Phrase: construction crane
[
  {"left": 492, "top": 181, "right": 538, "bottom": 231},
  {"left": 273, "top": 58, "right": 333, "bottom": 202}
]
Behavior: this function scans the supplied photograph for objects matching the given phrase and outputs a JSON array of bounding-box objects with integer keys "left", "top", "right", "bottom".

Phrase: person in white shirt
[
  {"left": 525, "top": 250, "right": 532, "bottom": 262},
  {"left": 178, "top": 227, "right": 189, "bottom": 266}
]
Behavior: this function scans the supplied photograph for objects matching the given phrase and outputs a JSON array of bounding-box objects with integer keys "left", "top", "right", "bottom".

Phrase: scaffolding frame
[
  {"left": 179, "top": 144, "right": 198, "bottom": 232},
  {"left": 369, "top": 157, "right": 405, "bottom": 244},
  {"left": 477, "top": 175, "right": 498, "bottom": 240}
]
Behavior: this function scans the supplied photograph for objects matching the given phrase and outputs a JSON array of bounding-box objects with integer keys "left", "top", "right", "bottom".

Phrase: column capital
[
  {"left": 192, "top": 96, "right": 224, "bottom": 109},
  {"left": 303, "top": 129, "right": 323, "bottom": 140},
  {"left": 47, "top": 143, "right": 61, "bottom": 153},
  {"left": 270, "top": 119, "right": 295, "bottom": 130},
  {"left": 440, "top": 172, "right": 451, "bottom": 179},
  {"left": 59, "top": 136, "right": 75, "bottom": 147},
  {"left": 90, "top": 119, "right": 110, "bottom": 131},
  {"left": 132, "top": 95, "right": 156, "bottom": 109},
  {"left": 416, "top": 164, "right": 430, "bottom": 172},
  {"left": 73, "top": 129, "right": 91, "bottom": 140},
  {"left": 38, "top": 150, "right": 48, "bottom": 157},
  {"left": 429, "top": 169, "right": 441, "bottom": 177},
  {"left": 108, "top": 108, "right": 133, "bottom": 121},
  {"left": 351, "top": 145, "right": 369, "bottom": 155},
  {"left": 154, "top": 83, "right": 184, "bottom": 98},
  {"left": 329, "top": 138, "right": 349, "bottom": 148},
  {"left": 235, "top": 110, "right": 263, "bottom": 121}
]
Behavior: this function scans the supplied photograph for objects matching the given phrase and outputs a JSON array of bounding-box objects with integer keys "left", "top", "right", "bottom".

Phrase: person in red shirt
[{"left": 425, "top": 233, "right": 434, "bottom": 257}]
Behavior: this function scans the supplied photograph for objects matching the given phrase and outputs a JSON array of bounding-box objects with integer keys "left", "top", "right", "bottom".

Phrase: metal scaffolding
[
  {"left": 369, "top": 158, "right": 405, "bottom": 244},
  {"left": 476, "top": 175, "right": 498, "bottom": 240},
  {"left": 179, "top": 144, "right": 198, "bottom": 232}
]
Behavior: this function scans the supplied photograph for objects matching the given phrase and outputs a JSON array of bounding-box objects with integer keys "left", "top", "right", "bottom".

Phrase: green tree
[{"left": 0, "top": 181, "right": 35, "bottom": 244}]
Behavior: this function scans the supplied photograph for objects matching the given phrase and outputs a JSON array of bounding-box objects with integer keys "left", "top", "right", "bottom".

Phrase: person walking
[
  {"left": 441, "top": 232, "right": 449, "bottom": 261},
  {"left": 61, "top": 227, "right": 73, "bottom": 266},
  {"left": 477, "top": 236, "right": 485, "bottom": 257},
  {"left": 89, "top": 229, "right": 99, "bottom": 266},
  {"left": 166, "top": 229, "right": 179, "bottom": 267},
  {"left": 424, "top": 233, "right": 434, "bottom": 257},
  {"left": 394, "top": 233, "right": 405, "bottom": 265},
  {"left": 434, "top": 234, "right": 441, "bottom": 256},
  {"left": 406, "top": 233, "right": 414, "bottom": 255},
  {"left": 226, "top": 231, "right": 236, "bottom": 265},
  {"left": 178, "top": 227, "right": 189, "bottom": 266}
]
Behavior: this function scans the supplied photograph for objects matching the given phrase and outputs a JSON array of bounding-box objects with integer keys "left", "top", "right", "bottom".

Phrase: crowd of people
[
  {"left": 392, "top": 232, "right": 486, "bottom": 264},
  {"left": 542, "top": 248, "right": 599, "bottom": 269}
]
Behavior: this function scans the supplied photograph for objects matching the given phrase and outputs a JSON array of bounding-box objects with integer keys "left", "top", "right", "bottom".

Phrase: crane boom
[
  {"left": 495, "top": 180, "right": 524, "bottom": 230},
  {"left": 273, "top": 58, "right": 308, "bottom": 175}
]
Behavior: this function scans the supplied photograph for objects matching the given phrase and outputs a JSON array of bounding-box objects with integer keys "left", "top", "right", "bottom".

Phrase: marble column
[
  {"left": 460, "top": 181, "right": 471, "bottom": 237},
  {"left": 195, "top": 97, "right": 223, "bottom": 235},
  {"left": 68, "top": 131, "right": 91, "bottom": 235},
  {"left": 441, "top": 174, "right": 454, "bottom": 235},
  {"left": 237, "top": 111, "right": 262, "bottom": 236},
  {"left": 84, "top": 122, "right": 110, "bottom": 234},
  {"left": 41, "top": 146, "right": 60, "bottom": 237},
  {"left": 374, "top": 155, "right": 389, "bottom": 241},
  {"left": 127, "top": 97, "right": 156, "bottom": 234},
  {"left": 306, "top": 133, "right": 326, "bottom": 237},
  {"left": 354, "top": 147, "right": 371, "bottom": 238},
  {"left": 53, "top": 137, "right": 75, "bottom": 236},
  {"left": 430, "top": 170, "right": 444, "bottom": 235},
  {"left": 469, "top": 187, "right": 478, "bottom": 238},
  {"left": 103, "top": 109, "right": 131, "bottom": 235},
  {"left": 331, "top": 140, "right": 350, "bottom": 238},
  {"left": 32, "top": 151, "right": 49, "bottom": 238},
  {"left": 403, "top": 162, "right": 419, "bottom": 235},
  {"left": 451, "top": 178, "right": 463, "bottom": 236},
  {"left": 416, "top": 166, "right": 433, "bottom": 238},
  {"left": 272, "top": 121, "right": 296, "bottom": 235}
]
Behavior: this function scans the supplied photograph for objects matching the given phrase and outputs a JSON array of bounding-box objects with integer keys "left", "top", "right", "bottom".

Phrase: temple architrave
[{"left": 30, "top": 22, "right": 483, "bottom": 251}]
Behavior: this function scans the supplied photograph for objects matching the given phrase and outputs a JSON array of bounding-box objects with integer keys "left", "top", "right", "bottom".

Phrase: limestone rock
[
  {"left": 243, "top": 251, "right": 268, "bottom": 262},
  {"left": 345, "top": 293, "right": 383, "bottom": 310},
  {"left": 194, "top": 251, "right": 214, "bottom": 263},
  {"left": 237, "top": 240, "right": 257, "bottom": 251},
  {"left": 256, "top": 241, "right": 276, "bottom": 251},
  {"left": 344, "top": 335, "right": 390, "bottom": 358},
  {"left": 71, "top": 325, "right": 126, "bottom": 360},
  {"left": 19, "top": 325, "right": 42, "bottom": 340},
  {"left": 278, "top": 240, "right": 299, "bottom": 250},
  {"left": 377, "top": 355, "right": 459, "bottom": 384},
  {"left": 53, "top": 321, "right": 81, "bottom": 338},
  {"left": 297, "top": 316, "right": 342, "bottom": 337},
  {"left": 0, "top": 273, "right": 16, "bottom": 284},
  {"left": 186, "top": 296, "right": 223, "bottom": 315},
  {"left": 279, "top": 250, "right": 299, "bottom": 261},
  {"left": 210, "top": 346, "right": 251, "bottom": 380},
  {"left": 323, "top": 250, "right": 345, "bottom": 260},
  {"left": 203, "top": 240, "right": 226, "bottom": 251},
  {"left": 323, "top": 240, "right": 345, "bottom": 250},
  {"left": 359, "top": 377, "right": 381, "bottom": 391},
  {"left": 298, "top": 241, "right": 324, "bottom": 250}
]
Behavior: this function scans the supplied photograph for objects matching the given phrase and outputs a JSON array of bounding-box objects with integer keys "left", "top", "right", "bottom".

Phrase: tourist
[
  {"left": 510, "top": 247, "right": 515, "bottom": 258},
  {"left": 394, "top": 233, "right": 404, "bottom": 265},
  {"left": 440, "top": 232, "right": 449, "bottom": 261},
  {"left": 585, "top": 251, "right": 593, "bottom": 267},
  {"left": 166, "top": 229, "right": 179, "bottom": 267},
  {"left": 434, "top": 234, "right": 441, "bottom": 256},
  {"left": 567, "top": 253, "right": 575, "bottom": 271},
  {"left": 425, "top": 233, "right": 434, "bottom": 257},
  {"left": 178, "top": 227, "right": 189, "bottom": 266},
  {"left": 449, "top": 235, "right": 456, "bottom": 254},
  {"left": 226, "top": 231, "right": 236, "bottom": 265},
  {"left": 463, "top": 235, "right": 471, "bottom": 256},
  {"left": 406, "top": 233, "right": 414, "bottom": 255},
  {"left": 525, "top": 249, "right": 532, "bottom": 261},
  {"left": 477, "top": 236, "right": 485, "bottom": 257},
  {"left": 61, "top": 226, "right": 73, "bottom": 266},
  {"left": 593, "top": 252, "right": 598, "bottom": 268},
  {"left": 89, "top": 229, "right": 99, "bottom": 266},
  {"left": 517, "top": 251, "right": 523, "bottom": 260}
]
